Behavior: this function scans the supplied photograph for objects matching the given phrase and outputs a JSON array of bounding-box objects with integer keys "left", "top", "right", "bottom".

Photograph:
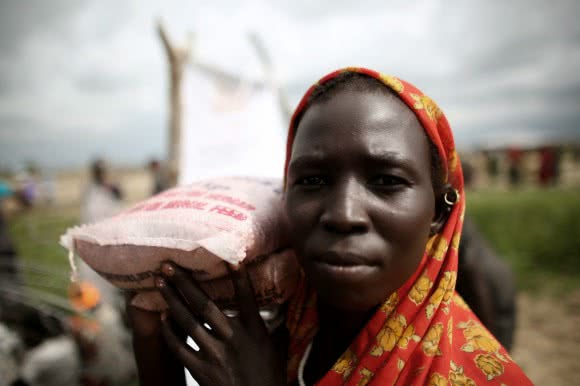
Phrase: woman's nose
[{"left": 320, "top": 180, "right": 370, "bottom": 234}]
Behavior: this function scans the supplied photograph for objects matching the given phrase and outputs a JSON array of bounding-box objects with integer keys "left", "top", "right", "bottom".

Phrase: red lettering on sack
[
  {"left": 162, "top": 200, "right": 208, "bottom": 210},
  {"left": 206, "top": 194, "right": 256, "bottom": 211},
  {"left": 209, "top": 205, "right": 248, "bottom": 221},
  {"left": 184, "top": 190, "right": 206, "bottom": 198},
  {"left": 144, "top": 201, "right": 164, "bottom": 211}
]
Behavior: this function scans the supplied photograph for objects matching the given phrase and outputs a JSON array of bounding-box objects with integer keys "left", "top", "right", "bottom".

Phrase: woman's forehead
[{"left": 291, "top": 90, "right": 429, "bottom": 161}]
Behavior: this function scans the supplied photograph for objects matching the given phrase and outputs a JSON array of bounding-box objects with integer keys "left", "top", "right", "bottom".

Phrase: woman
[{"left": 130, "top": 67, "right": 532, "bottom": 385}]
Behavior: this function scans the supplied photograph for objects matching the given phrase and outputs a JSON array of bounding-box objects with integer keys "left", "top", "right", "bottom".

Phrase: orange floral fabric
[{"left": 284, "top": 67, "right": 532, "bottom": 385}]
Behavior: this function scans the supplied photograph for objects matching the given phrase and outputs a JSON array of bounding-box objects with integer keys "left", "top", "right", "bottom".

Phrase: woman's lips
[
  {"left": 311, "top": 260, "right": 378, "bottom": 279},
  {"left": 310, "top": 251, "right": 379, "bottom": 279},
  {"left": 315, "top": 251, "right": 376, "bottom": 267}
]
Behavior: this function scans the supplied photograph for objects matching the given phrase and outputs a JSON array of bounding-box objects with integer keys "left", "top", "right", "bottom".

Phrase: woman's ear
[{"left": 430, "top": 184, "right": 456, "bottom": 236}]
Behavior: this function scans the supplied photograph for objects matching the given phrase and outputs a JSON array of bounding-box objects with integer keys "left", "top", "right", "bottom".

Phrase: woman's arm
[{"left": 126, "top": 295, "right": 186, "bottom": 386}]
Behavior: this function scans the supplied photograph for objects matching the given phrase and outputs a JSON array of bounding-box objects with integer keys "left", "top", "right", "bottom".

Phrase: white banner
[{"left": 179, "top": 65, "right": 286, "bottom": 185}]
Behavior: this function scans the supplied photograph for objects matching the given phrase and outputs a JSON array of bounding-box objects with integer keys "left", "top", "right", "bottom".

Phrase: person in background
[
  {"left": 14, "top": 169, "right": 37, "bottom": 209},
  {"left": 0, "top": 181, "right": 19, "bottom": 283},
  {"left": 538, "top": 146, "right": 562, "bottom": 187},
  {"left": 79, "top": 159, "right": 124, "bottom": 307},
  {"left": 80, "top": 159, "right": 123, "bottom": 224},
  {"left": 76, "top": 159, "right": 137, "bottom": 385},
  {"left": 39, "top": 172, "right": 57, "bottom": 206},
  {"left": 507, "top": 147, "right": 523, "bottom": 187},
  {"left": 538, "top": 146, "right": 554, "bottom": 186},
  {"left": 484, "top": 150, "right": 499, "bottom": 185},
  {"left": 148, "top": 159, "right": 171, "bottom": 196}
]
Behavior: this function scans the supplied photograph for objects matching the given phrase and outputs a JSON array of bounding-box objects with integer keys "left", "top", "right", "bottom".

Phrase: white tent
[
  {"left": 179, "top": 61, "right": 286, "bottom": 184},
  {"left": 161, "top": 26, "right": 289, "bottom": 185}
]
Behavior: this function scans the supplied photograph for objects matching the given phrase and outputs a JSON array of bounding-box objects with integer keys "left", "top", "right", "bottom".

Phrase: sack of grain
[{"left": 60, "top": 177, "right": 299, "bottom": 311}]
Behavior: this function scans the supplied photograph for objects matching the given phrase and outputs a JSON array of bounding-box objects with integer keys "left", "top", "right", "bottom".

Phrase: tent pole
[{"left": 157, "top": 21, "right": 191, "bottom": 185}]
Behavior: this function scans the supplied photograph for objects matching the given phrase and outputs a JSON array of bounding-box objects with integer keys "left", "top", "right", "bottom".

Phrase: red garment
[
  {"left": 539, "top": 147, "right": 555, "bottom": 185},
  {"left": 507, "top": 148, "right": 523, "bottom": 166},
  {"left": 284, "top": 68, "right": 532, "bottom": 386}
]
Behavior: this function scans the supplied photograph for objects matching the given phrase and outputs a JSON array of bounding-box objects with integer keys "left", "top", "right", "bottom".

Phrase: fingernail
[
  {"left": 161, "top": 262, "right": 175, "bottom": 277},
  {"left": 229, "top": 262, "right": 240, "bottom": 271},
  {"left": 155, "top": 277, "right": 166, "bottom": 288},
  {"left": 160, "top": 312, "right": 167, "bottom": 321}
]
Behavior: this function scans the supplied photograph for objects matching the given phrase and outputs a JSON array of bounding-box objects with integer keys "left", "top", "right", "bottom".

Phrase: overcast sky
[{"left": 1, "top": 0, "right": 579, "bottom": 171}]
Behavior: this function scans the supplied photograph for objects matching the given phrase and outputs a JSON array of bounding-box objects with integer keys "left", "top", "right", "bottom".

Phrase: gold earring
[{"left": 444, "top": 188, "right": 460, "bottom": 206}]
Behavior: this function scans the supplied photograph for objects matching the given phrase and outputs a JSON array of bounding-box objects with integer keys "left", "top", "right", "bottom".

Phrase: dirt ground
[{"left": 511, "top": 290, "right": 580, "bottom": 385}]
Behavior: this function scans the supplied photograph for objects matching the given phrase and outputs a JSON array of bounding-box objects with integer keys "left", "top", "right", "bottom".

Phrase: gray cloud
[
  {"left": 74, "top": 71, "right": 142, "bottom": 93},
  {"left": 0, "top": 0, "right": 82, "bottom": 53},
  {"left": 1, "top": 0, "right": 580, "bottom": 170},
  {"left": 0, "top": 111, "right": 165, "bottom": 170}
]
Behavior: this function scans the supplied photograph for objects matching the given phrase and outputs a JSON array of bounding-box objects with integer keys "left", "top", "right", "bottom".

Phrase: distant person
[
  {"left": 507, "top": 147, "right": 523, "bottom": 187},
  {"left": 553, "top": 147, "right": 563, "bottom": 185},
  {"left": 0, "top": 181, "right": 20, "bottom": 284},
  {"left": 461, "top": 159, "right": 475, "bottom": 189},
  {"left": 148, "top": 159, "right": 170, "bottom": 195},
  {"left": 573, "top": 146, "right": 580, "bottom": 163},
  {"left": 538, "top": 146, "right": 562, "bottom": 186},
  {"left": 14, "top": 171, "right": 37, "bottom": 209},
  {"left": 0, "top": 180, "right": 12, "bottom": 199},
  {"left": 484, "top": 150, "right": 499, "bottom": 184},
  {"left": 67, "top": 282, "right": 137, "bottom": 386},
  {"left": 79, "top": 159, "right": 124, "bottom": 307},
  {"left": 538, "top": 146, "right": 555, "bottom": 186},
  {"left": 39, "top": 173, "right": 57, "bottom": 206},
  {"left": 80, "top": 159, "right": 123, "bottom": 224},
  {"left": 77, "top": 160, "right": 137, "bottom": 383}
]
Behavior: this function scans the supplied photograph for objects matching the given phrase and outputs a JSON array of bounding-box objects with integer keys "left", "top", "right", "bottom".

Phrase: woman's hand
[
  {"left": 126, "top": 292, "right": 186, "bottom": 386},
  {"left": 157, "top": 261, "right": 286, "bottom": 386}
]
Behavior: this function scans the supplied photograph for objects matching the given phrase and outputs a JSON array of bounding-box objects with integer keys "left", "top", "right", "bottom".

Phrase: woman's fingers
[
  {"left": 160, "top": 319, "right": 226, "bottom": 386},
  {"left": 227, "top": 262, "right": 262, "bottom": 328},
  {"left": 160, "top": 262, "right": 232, "bottom": 339},
  {"left": 156, "top": 277, "right": 217, "bottom": 353},
  {"left": 160, "top": 318, "right": 206, "bottom": 373}
]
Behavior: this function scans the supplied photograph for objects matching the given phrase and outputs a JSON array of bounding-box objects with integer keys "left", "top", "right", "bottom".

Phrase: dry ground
[{"left": 511, "top": 290, "right": 580, "bottom": 385}]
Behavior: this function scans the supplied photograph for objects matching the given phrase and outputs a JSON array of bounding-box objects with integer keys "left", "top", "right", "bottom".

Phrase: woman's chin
[{"left": 313, "top": 283, "right": 383, "bottom": 313}]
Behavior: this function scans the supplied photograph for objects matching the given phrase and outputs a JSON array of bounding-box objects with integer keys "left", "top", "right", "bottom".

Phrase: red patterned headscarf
[{"left": 284, "top": 68, "right": 532, "bottom": 385}]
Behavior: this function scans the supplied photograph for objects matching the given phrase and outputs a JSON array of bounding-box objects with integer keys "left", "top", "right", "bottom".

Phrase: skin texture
[{"left": 285, "top": 89, "right": 446, "bottom": 384}]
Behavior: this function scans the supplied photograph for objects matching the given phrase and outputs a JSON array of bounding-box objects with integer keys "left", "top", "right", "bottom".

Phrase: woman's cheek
[{"left": 286, "top": 196, "right": 315, "bottom": 225}]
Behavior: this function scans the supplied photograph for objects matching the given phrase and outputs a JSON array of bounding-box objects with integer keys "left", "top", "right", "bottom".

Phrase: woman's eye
[
  {"left": 369, "top": 175, "right": 407, "bottom": 186},
  {"left": 297, "top": 176, "right": 327, "bottom": 186}
]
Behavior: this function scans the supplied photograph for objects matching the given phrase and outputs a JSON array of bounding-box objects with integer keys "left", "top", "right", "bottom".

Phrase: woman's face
[{"left": 285, "top": 89, "right": 436, "bottom": 311}]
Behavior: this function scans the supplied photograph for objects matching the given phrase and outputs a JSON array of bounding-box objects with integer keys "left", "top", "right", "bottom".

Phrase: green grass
[
  {"left": 7, "top": 206, "right": 79, "bottom": 299},
  {"left": 467, "top": 188, "right": 580, "bottom": 293}
]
